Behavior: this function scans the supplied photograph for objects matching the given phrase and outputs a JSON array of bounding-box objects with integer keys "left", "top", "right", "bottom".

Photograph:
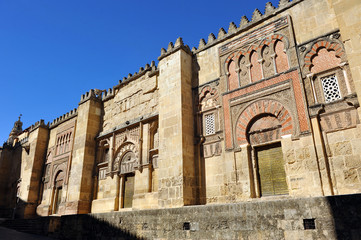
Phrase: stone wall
[{"left": 4, "top": 194, "right": 360, "bottom": 240}]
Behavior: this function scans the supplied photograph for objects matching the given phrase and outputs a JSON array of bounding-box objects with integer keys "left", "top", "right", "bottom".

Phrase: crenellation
[
  {"left": 192, "top": 0, "right": 302, "bottom": 54},
  {"left": 208, "top": 33, "right": 216, "bottom": 44},
  {"left": 278, "top": 0, "right": 290, "bottom": 8},
  {"left": 49, "top": 108, "right": 78, "bottom": 128},
  {"left": 251, "top": 9, "right": 263, "bottom": 22},
  {"left": 217, "top": 28, "right": 227, "bottom": 39},
  {"left": 160, "top": 48, "right": 166, "bottom": 55},
  {"left": 167, "top": 42, "right": 174, "bottom": 51},
  {"left": 174, "top": 37, "right": 183, "bottom": 47},
  {"left": 264, "top": 2, "right": 276, "bottom": 15},
  {"left": 158, "top": 37, "right": 191, "bottom": 61},
  {"left": 239, "top": 16, "right": 250, "bottom": 28},
  {"left": 227, "top": 22, "right": 238, "bottom": 35},
  {"left": 29, "top": 119, "right": 48, "bottom": 132},
  {"left": 198, "top": 38, "right": 206, "bottom": 49}
]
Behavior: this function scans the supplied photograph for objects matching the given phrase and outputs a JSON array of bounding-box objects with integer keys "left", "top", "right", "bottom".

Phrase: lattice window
[
  {"left": 205, "top": 113, "right": 216, "bottom": 135},
  {"left": 321, "top": 74, "right": 341, "bottom": 103}
]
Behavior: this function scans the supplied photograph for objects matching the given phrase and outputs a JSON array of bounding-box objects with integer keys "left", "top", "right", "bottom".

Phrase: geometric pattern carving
[
  {"left": 321, "top": 74, "right": 342, "bottom": 103},
  {"left": 235, "top": 99, "right": 293, "bottom": 146},
  {"left": 205, "top": 113, "right": 216, "bottom": 135},
  {"left": 203, "top": 141, "right": 222, "bottom": 158},
  {"left": 199, "top": 85, "right": 219, "bottom": 111},
  {"left": 115, "top": 126, "right": 140, "bottom": 150},
  {"left": 113, "top": 142, "right": 138, "bottom": 174}
]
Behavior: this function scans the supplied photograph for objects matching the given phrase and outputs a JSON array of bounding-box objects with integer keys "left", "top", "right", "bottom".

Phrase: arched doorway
[
  {"left": 52, "top": 171, "right": 64, "bottom": 214},
  {"left": 247, "top": 114, "right": 289, "bottom": 197},
  {"left": 120, "top": 151, "right": 136, "bottom": 208}
]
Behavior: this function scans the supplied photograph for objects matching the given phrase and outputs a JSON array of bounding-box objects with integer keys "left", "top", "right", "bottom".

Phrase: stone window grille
[
  {"left": 321, "top": 74, "right": 342, "bottom": 103},
  {"left": 205, "top": 113, "right": 216, "bottom": 135}
]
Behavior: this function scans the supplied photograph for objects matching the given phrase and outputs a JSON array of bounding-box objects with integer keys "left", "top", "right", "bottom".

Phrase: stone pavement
[{"left": 0, "top": 227, "right": 54, "bottom": 240}]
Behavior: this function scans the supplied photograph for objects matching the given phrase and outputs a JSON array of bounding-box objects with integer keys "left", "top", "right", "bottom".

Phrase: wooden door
[
  {"left": 123, "top": 174, "right": 135, "bottom": 208},
  {"left": 256, "top": 143, "right": 288, "bottom": 196}
]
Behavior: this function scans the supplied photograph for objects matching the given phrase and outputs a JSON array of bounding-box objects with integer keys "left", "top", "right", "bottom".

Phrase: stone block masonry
[{"left": 3, "top": 194, "right": 361, "bottom": 240}]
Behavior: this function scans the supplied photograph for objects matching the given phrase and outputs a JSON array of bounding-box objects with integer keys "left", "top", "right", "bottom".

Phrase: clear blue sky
[{"left": 0, "top": 0, "right": 280, "bottom": 143}]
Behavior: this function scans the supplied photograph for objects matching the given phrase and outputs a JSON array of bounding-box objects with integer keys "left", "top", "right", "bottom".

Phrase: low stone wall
[{"left": 3, "top": 194, "right": 361, "bottom": 239}]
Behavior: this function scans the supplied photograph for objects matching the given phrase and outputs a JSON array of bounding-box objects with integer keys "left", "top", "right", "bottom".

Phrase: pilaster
[
  {"left": 65, "top": 90, "right": 102, "bottom": 214},
  {"left": 157, "top": 38, "right": 197, "bottom": 207}
]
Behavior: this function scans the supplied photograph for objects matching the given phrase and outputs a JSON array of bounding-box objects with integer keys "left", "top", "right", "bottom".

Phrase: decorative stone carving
[
  {"left": 113, "top": 142, "right": 139, "bottom": 174},
  {"left": 203, "top": 142, "right": 222, "bottom": 158}
]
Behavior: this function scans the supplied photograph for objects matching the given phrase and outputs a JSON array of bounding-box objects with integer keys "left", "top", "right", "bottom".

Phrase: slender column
[
  {"left": 307, "top": 73, "right": 318, "bottom": 104},
  {"left": 339, "top": 62, "right": 352, "bottom": 95},
  {"left": 114, "top": 174, "right": 120, "bottom": 211},
  {"left": 258, "top": 58, "right": 265, "bottom": 79},
  {"left": 246, "top": 64, "right": 252, "bottom": 83},
  {"left": 235, "top": 68, "right": 241, "bottom": 88},
  {"left": 271, "top": 53, "right": 277, "bottom": 74}
]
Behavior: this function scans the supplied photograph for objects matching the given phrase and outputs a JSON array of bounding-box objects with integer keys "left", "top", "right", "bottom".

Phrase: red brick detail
[
  {"left": 310, "top": 48, "right": 342, "bottom": 73},
  {"left": 291, "top": 72, "right": 309, "bottom": 133},
  {"left": 237, "top": 123, "right": 247, "bottom": 130},
  {"left": 281, "top": 117, "right": 292, "bottom": 126},
  {"left": 238, "top": 118, "right": 248, "bottom": 127},
  {"left": 234, "top": 52, "right": 246, "bottom": 63},
  {"left": 282, "top": 124, "right": 293, "bottom": 132},
  {"left": 279, "top": 110, "right": 289, "bottom": 121},
  {"left": 199, "top": 85, "right": 219, "bottom": 103},
  {"left": 234, "top": 100, "right": 294, "bottom": 146},
  {"left": 225, "top": 53, "right": 235, "bottom": 64},
  {"left": 223, "top": 70, "right": 309, "bottom": 148},
  {"left": 305, "top": 40, "right": 343, "bottom": 71}
]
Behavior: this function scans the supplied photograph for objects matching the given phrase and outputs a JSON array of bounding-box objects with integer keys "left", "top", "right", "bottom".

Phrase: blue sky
[{"left": 0, "top": 0, "right": 280, "bottom": 143}]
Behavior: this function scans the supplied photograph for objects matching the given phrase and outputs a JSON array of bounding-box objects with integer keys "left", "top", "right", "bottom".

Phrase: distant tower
[{"left": 7, "top": 114, "right": 23, "bottom": 146}]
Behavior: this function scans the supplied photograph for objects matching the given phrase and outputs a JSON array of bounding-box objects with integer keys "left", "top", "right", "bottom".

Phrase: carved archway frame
[{"left": 234, "top": 98, "right": 295, "bottom": 147}]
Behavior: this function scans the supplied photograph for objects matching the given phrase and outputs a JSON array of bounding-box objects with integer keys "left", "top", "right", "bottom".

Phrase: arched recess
[
  {"left": 112, "top": 142, "right": 139, "bottom": 174},
  {"left": 199, "top": 85, "right": 219, "bottom": 112},
  {"left": 249, "top": 50, "right": 262, "bottom": 82},
  {"left": 224, "top": 52, "right": 238, "bottom": 91},
  {"left": 52, "top": 170, "right": 64, "bottom": 214},
  {"left": 235, "top": 99, "right": 293, "bottom": 146},
  {"left": 235, "top": 99, "right": 291, "bottom": 197},
  {"left": 274, "top": 40, "right": 289, "bottom": 73},
  {"left": 304, "top": 40, "right": 343, "bottom": 73}
]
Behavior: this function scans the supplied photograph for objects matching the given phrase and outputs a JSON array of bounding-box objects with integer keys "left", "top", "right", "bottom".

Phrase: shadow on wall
[
  {"left": 59, "top": 214, "right": 144, "bottom": 240},
  {"left": 327, "top": 194, "right": 361, "bottom": 240},
  {"left": 1, "top": 213, "right": 144, "bottom": 240}
]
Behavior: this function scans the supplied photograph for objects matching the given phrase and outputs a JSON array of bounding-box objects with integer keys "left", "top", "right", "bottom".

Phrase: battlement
[
  {"left": 49, "top": 108, "right": 78, "bottom": 129},
  {"left": 191, "top": 0, "right": 301, "bottom": 53},
  {"left": 158, "top": 37, "right": 192, "bottom": 61},
  {"left": 29, "top": 119, "right": 48, "bottom": 133},
  {"left": 102, "top": 60, "right": 159, "bottom": 101}
]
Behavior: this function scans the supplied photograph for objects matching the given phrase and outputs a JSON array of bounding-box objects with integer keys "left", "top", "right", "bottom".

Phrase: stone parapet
[
  {"left": 158, "top": 37, "right": 192, "bottom": 61},
  {"left": 49, "top": 108, "right": 78, "bottom": 129},
  {"left": 191, "top": 0, "right": 304, "bottom": 54},
  {"left": 29, "top": 119, "right": 48, "bottom": 133}
]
